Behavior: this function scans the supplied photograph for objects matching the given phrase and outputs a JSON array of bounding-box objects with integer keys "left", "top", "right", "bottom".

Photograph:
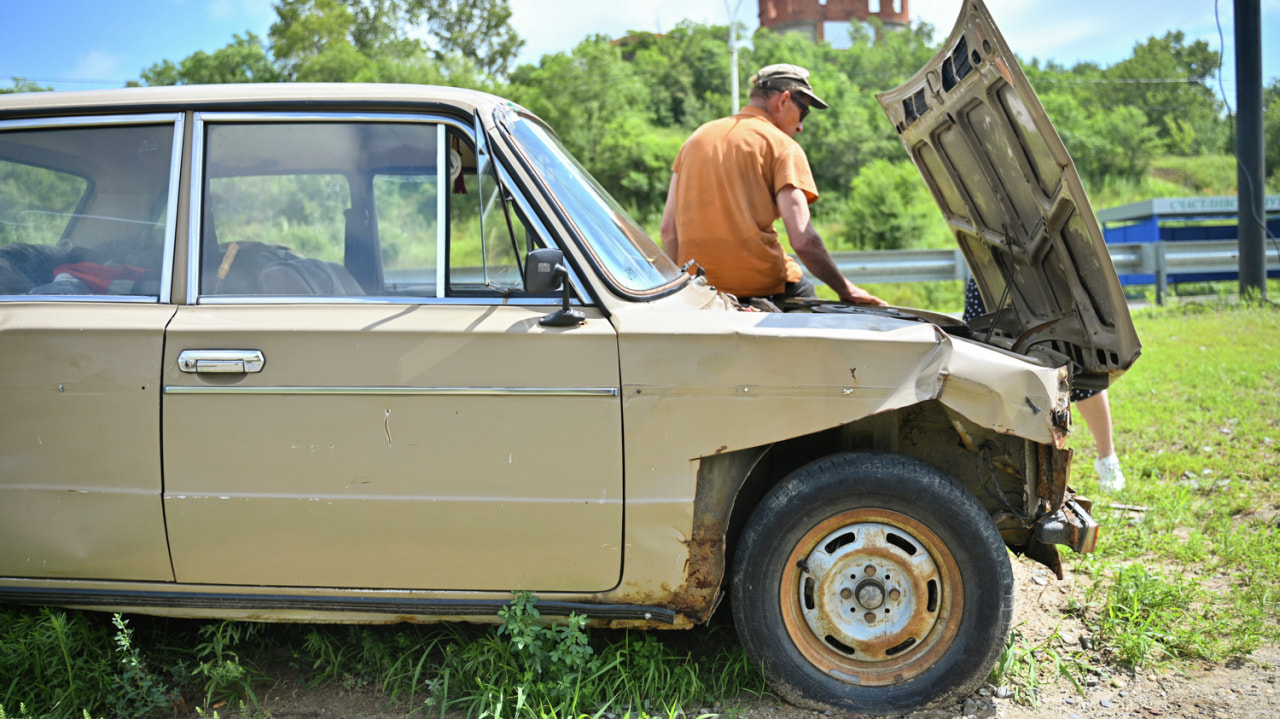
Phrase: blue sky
[{"left": 2, "top": 0, "right": 1277, "bottom": 99}]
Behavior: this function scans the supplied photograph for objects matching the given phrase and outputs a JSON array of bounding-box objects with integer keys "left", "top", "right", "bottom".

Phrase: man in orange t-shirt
[{"left": 660, "top": 63, "right": 885, "bottom": 306}]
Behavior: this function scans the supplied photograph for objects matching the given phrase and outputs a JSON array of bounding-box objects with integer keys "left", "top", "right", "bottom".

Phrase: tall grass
[
  {"left": 990, "top": 300, "right": 1280, "bottom": 703},
  {"left": 0, "top": 594, "right": 764, "bottom": 719}
]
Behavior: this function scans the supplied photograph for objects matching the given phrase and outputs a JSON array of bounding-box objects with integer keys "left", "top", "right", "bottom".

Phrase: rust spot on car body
[{"left": 1036, "top": 442, "right": 1071, "bottom": 516}]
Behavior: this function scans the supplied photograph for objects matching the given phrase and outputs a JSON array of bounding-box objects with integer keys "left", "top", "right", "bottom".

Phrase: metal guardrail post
[{"left": 1155, "top": 242, "right": 1168, "bottom": 306}]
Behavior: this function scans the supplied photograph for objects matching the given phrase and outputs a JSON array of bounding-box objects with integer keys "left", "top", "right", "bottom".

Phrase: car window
[
  {"left": 446, "top": 127, "right": 541, "bottom": 296},
  {"left": 197, "top": 119, "right": 548, "bottom": 301},
  {"left": 507, "top": 116, "right": 681, "bottom": 294},
  {"left": 374, "top": 170, "right": 438, "bottom": 295},
  {"left": 0, "top": 122, "right": 174, "bottom": 298}
]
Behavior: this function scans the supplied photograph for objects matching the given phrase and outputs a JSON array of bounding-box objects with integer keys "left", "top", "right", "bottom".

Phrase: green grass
[
  {"left": 0, "top": 596, "right": 764, "bottom": 719},
  {"left": 1081, "top": 300, "right": 1280, "bottom": 655},
  {"left": 988, "top": 300, "right": 1280, "bottom": 703},
  {"left": 4, "top": 301, "right": 1280, "bottom": 717}
]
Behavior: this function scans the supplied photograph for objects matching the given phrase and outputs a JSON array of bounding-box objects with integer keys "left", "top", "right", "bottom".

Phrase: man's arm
[
  {"left": 776, "top": 186, "right": 886, "bottom": 305},
  {"left": 659, "top": 173, "right": 680, "bottom": 263}
]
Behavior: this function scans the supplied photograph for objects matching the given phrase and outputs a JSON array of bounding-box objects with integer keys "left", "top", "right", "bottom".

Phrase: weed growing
[{"left": 0, "top": 608, "right": 176, "bottom": 719}]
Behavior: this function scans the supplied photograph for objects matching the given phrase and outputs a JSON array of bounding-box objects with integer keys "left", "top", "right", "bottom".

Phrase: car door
[
  {"left": 0, "top": 115, "right": 181, "bottom": 582},
  {"left": 161, "top": 113, "right": 623, "bottom": 592}
]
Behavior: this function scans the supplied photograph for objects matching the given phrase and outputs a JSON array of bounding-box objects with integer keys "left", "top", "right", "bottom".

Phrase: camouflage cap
[{"left": 750, "top": 63, "right": 829, "bottom": 110}]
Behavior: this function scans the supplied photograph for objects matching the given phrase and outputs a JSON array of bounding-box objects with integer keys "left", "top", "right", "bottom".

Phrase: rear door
[
  {"left": 161, "top": 113, "right": 623, "bottom": 592},
  {"left": 0, "top": 116, "right": 181, "bottom": 581}
]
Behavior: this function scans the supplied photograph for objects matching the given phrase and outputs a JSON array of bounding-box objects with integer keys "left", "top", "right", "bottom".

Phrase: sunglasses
[{"left": 792, "top": 94, "right": 810, "bottom": 122}]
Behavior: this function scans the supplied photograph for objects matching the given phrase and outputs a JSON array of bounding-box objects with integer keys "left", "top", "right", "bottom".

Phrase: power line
[
  {"left": 1032, "top": 76, "right": 1217, "bottom": 85},
  {"left": 3, "top": 74, "right": 134, "bottom": 87}
]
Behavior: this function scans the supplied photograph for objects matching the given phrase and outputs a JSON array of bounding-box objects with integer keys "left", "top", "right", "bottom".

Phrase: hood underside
[{"left": 875, "top": 0, "right": 1141, "bottom": 390}]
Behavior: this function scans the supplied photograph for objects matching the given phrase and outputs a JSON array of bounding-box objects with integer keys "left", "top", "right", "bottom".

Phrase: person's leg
[
  {"left": 1077, "top": 390, "right": 1125, "bottom": 491},
  {"left": 1076, "top": 390, "right": 1114, "bottom": 458}
]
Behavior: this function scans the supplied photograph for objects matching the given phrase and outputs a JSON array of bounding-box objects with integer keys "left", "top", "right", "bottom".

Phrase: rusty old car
[{"left": 0, "top": 1, "right": 1138, "bottom": 713}]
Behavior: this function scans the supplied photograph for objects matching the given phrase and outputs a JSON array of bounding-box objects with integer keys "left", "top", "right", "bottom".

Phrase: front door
[{"left": 160, "top": 115, "right": 623, "bottom": 592}]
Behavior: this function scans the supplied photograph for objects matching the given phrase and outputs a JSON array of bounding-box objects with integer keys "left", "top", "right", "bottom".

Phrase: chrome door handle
[{"left": 178, "top": 350, "right": 265, "bottom": 374}]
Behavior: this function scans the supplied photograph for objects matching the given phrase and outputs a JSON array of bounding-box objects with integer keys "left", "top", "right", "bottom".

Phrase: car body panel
[
  {"left": 0, "top": 303, "right": 176, "bottom": 581},
  {"left": 162, "top": 303, "right": 624, "bottom": 591},
  {"left": 876, "top": 0, "right": 1141, "bottom": 390}
]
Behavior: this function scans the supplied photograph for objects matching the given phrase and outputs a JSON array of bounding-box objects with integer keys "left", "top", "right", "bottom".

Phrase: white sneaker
[{"left": 1095, "top": 454, "right": 1126, "bottom": 493}]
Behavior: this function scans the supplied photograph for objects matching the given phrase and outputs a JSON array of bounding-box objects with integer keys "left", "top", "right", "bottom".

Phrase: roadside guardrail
[{"left": 830, "top": 240, "right": 1280, "bottom": 305}]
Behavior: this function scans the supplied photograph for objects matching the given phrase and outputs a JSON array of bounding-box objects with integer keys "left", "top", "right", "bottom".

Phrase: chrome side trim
[
  {"left": 186, "top": 112, "right": 207, "bottom": 303},
  {"left": 163, "top": 386, "right": 620, "bottom": 396},
  {"left": 188, "top": 295, "right": 578, "bottom": 306},
  {"left": 0, "top": 295, "right": 161, "bottom": 304},
  {"left": 159, "top": 114, "right": 183, "bottom": 305},
  {"left": 435, "top": 123, "right": 447, "bottom": 298},
  {"left": 0, "top": 112, "right": 183, "bottom": 131}
]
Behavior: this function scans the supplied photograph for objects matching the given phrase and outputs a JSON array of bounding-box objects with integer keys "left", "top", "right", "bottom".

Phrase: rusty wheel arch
[{"left": 694, "top": 401, "right": 1058, "bottom": 624}]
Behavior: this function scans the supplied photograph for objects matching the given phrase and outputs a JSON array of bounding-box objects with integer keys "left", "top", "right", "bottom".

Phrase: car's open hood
[{"left": 875, "top": 0, "right": 1140, "bottom": 390}]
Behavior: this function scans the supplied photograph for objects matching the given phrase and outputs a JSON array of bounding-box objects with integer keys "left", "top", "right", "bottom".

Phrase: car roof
[{"left": 0, "top": 83, "right": 504, "bottom": 120}]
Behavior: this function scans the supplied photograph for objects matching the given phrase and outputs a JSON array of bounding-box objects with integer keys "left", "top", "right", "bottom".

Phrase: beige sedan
[{"left": 0, "top": 3, "right": 1138, "bottom": 714}]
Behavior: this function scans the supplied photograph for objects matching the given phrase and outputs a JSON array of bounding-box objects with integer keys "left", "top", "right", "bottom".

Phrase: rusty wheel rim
[{"left": 779, "top": 508, "right": 964, "bottom": 686}]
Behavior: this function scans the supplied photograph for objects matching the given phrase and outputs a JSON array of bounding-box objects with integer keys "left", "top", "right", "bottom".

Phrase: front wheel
[{"left": 730, "top": 452, "right": 1012, "bottom": 715}]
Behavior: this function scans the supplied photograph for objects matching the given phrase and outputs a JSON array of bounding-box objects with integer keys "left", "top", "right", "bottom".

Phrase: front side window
[
  {"left": 198, "top": 118, "right": 549, "bottom": 301},
  {"left": 0, "top": 122, "right": 174, "bottom": 298}
]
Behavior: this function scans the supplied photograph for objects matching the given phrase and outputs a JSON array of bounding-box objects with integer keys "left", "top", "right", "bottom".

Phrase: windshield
[{"left": 507, "top": 116, "right": 683, "bottom": 294}]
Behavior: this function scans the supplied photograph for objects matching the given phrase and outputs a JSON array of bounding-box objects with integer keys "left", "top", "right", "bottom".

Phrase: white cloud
[{"left": 71, "top": 50, "right": 126, "bottom": 82}]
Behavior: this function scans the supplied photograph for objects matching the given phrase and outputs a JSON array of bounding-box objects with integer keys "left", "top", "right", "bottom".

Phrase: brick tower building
[{"left": 758, "top": 0, "right": 910, "bottom": 43}]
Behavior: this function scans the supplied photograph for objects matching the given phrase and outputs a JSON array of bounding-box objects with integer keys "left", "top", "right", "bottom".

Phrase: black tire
[{"left": 730, "top": 452, "right": 1013, "bottom": 715}]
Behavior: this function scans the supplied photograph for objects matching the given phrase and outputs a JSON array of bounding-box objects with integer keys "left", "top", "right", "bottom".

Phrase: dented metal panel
[{"left": 0, "top": 303, "right": 177, "bottom": 582}]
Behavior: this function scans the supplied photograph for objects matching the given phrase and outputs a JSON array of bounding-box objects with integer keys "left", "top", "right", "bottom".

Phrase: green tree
[
  {"left": 839, "top": 158, "right": 950, "bottom": 251},
  {"left": 136, "top": 33, "right": 283, "bottom": 85},
  {"left": 620, "top": 21, "right": 735, "bottom": 130},
  {"left": 1039, "top": 87, "right": 1162, "bottom": 185},
  {"left": 139, "top": 0, "right": 519, "bottom": 86},
  {"left": 1, "top": 78, "right": 52, "bottom": 94},
  {"left": 1100, "top": 31, "right": 1226, "bottom": 155},
  {"left": 837, "top": 18, "right": 939, "bottom": 97},
  {"left": 415, "top": 0, "right": 524, "bottom": 78},
  {"left": 509, "top": 36, "right": 673, "bottom": 219},
  {"left": 269, "top": 0, "right": 363, "bottom": 78}
]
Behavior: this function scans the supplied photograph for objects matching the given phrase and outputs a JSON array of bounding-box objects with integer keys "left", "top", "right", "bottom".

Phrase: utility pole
[
  {"left": 726, "top": 0, "right": 743, "bottom": 113},
  {"left": 1235, "top": 0, "right": 1266, "bottom": 299}
]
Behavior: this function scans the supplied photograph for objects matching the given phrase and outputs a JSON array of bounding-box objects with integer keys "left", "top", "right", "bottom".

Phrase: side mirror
[{"left": 526, "top": 248, "right": 585, "bottom": 328}]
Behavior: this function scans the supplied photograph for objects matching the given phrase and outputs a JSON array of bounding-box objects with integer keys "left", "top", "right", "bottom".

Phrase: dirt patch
[{"left": 215, "top": 558, "right": 1280, "bottom": 719}]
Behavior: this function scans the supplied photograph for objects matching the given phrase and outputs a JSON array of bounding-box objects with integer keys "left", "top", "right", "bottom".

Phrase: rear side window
[{"left": 0, "top": 122, "right": 176, "bottom": 298}]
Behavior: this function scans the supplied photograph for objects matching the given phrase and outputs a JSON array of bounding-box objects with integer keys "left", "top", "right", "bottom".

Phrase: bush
[{"left": 836, "top": 158, "right": 950, "bottom": 251}]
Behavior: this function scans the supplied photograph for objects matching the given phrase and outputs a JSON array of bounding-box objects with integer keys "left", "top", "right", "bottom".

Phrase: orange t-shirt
[{"left": 671, "top": 106, "right": 818, "bottom": 298}]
